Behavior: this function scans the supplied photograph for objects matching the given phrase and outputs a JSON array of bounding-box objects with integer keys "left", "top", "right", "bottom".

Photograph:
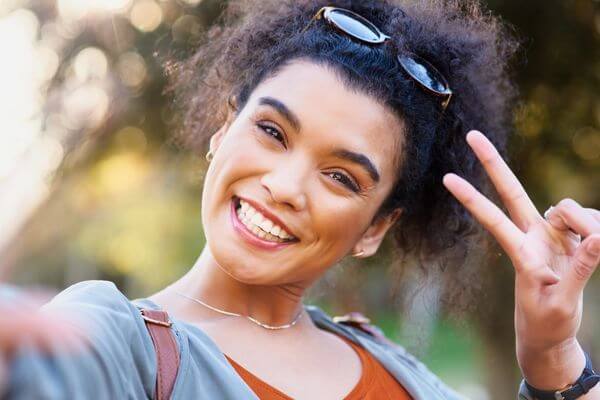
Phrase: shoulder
[
  {"left": 330, "top": 311, "right": 419, "bottom": 366},
  {"left": 47, "top": 279, "right": 129, "bottom": 308},
  {"left": 44, "top": 280, "right": 138, "bottom": 332},
  {"left": 53, "top": 281, "right": 160, "bottom": 384},
  {"left": 328, "top": 310, "right": 468, "bottom": 400},
  {"left": 44, "top": 279, "right": 142, "bottom": 319},
  {"left": 43, "top": 280, "right": 156, "bottom": 366}
]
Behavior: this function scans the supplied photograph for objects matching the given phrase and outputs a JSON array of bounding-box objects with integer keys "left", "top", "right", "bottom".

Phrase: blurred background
[{"left": 0, "top": 0, "right": 598, "bottom": 398}]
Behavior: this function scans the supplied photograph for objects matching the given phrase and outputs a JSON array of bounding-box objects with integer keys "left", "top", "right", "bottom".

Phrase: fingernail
[
  {"left": 442, "top": 173, "right": 456, "bottom": 185},
  {"left": 543, "top": 206, "right": 554, "bottom": 219},
  {"left": 587, "top": 240, "right": 600, "bottom": 256}
]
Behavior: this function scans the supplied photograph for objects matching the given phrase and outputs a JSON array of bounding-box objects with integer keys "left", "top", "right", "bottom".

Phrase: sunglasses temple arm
[
  {"left": 300, "top": 7, "right": 325, "bottom": 35},
  {"left": 441, "top": 93, "right": 452, "bottom": 113}
]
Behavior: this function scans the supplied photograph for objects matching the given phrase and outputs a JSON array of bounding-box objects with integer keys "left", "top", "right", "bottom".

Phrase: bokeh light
[
  {"left": 129, "top": 0, "right": 163, "bottom": 32},
  {"left": 171, "top": 14, "right": 202, "bottom": 42},
  {"left": 73, "top": 47, "right": 109, "bottom": 82},
  {"left": 572, "top": 127, "right": 600, "bottom": 162},
  {"left": 61, "top": 84, "right": 110, "bottom": 129},
  {"left": 117, "top": 51, "right": 148, "bottom": 88}
]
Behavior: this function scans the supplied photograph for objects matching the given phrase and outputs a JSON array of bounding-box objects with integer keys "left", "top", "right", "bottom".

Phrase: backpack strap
[{"left": 140, "top": 309, "right": 180, "bottom": 400}]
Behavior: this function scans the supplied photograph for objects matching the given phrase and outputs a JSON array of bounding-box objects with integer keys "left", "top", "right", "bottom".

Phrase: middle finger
[{"left": 466, "top": 130, "right": 541, "bottom": 231}]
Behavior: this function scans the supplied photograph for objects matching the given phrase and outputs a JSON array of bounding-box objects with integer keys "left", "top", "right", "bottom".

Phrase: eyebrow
[
  {"left": 258, "top": 96, "right": 302, "bottom": 132},
  {"left": 258, "top": 96, "right": 380, "bottom": 184},
  {"left": 332, "top": 149, "right": 380, "bottom": 183}
]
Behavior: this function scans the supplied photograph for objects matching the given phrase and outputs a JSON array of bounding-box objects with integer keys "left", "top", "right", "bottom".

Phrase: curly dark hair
[{"left": 166, "top": 0, "right": 520, "bottom": 293}]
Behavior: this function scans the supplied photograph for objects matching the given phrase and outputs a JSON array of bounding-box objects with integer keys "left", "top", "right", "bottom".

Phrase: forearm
[{"left": 518, "top": 338, "right": 600, "bottom": 399}]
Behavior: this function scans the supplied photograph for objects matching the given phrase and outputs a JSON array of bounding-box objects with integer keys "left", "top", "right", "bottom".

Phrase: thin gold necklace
[{"left": 173, "top": 291, "right": 304, "bottom": 330}]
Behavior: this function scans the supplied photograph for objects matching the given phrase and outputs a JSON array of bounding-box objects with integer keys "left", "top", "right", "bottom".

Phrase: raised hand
[{"left": 443, "top": 130, "right": 600, "bottom": 392}]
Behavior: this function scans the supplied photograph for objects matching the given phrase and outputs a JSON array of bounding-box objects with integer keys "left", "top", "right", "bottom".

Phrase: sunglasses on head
[{"left": 302, "top": 6, "right": 453, "bottom": 113}]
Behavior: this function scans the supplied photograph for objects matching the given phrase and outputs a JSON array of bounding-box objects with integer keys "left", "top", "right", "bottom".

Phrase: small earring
[
  {"left": 205, "top": 150, "right": 214, "bottom": 162},
  {"left": 352, "top": 249, "right": 365, "bottom": 257}
]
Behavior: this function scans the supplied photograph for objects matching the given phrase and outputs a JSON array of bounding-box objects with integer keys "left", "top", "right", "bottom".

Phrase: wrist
[{"left": 518, "top": 337, "right": 586, "bottom": 390}]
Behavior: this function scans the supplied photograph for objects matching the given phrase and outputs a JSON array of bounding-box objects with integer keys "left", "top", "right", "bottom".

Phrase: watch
[{"left": 523, "top": 351, "right": 600, "bottom": 400}]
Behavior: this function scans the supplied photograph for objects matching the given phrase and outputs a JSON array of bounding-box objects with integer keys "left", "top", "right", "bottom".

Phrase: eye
[
  {"left": 257, "top": 123, "right": 285, "bottom": 145},
  {"left": 327, "top": 171, "right": 360, "bottom": 193}
]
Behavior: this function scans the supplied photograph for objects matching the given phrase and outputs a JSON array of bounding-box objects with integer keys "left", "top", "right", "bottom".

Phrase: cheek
[
  {"left": 310, "top": 199, "right": 369, "bottom": 246},
  {"left": 216, "top": 126, "right": 269, "bottom": 176},
  {"left": 200, "top": 126, "right": 271, "bottom": 239},
  {"left": 203, "top": 128, "right": 259, "bottom": 196}
]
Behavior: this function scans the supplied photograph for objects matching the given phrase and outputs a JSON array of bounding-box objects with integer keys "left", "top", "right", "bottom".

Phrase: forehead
[{"left": 244, "top": 59, "right": 404, "bottom": 175}]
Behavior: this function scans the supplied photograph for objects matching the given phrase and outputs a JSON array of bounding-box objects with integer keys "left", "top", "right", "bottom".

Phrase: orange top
[{"left": 224, "top": 334, "right": 413, "bottom": 399}]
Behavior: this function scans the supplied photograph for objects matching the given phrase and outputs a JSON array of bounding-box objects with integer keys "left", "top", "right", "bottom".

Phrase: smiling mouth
[{"left": 233, "top": 196, "right": 298, "bottom": 244}]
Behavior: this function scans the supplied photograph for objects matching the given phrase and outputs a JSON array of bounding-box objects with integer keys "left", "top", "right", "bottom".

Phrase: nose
[{"left": 260, "top": 159, "right": 308, "bottom": 211}]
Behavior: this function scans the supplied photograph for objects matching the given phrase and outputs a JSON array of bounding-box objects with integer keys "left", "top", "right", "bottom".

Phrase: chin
[{"left": 208, "top": 241, "right": 280, "bottom": 285}]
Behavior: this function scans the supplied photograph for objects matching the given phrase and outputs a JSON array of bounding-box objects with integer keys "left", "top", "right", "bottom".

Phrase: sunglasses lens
[
  {"left": 327, "top": 9, "right": 384, "bottom": 43},
  {"left": 313, "top": 7, "right": 453, "bottom": 109},
  {"left": 398, "top": 55, "right": 451, "bottom": 95}
]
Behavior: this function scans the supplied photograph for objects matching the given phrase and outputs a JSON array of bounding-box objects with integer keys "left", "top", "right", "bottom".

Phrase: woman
[{"left": 1, "top": 0, "right": 599, "bottom": 399}]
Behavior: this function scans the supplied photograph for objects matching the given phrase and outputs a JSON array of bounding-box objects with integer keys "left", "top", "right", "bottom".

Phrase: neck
[{"left": 167, "top": 245, "right": 309, "bottom": 329}]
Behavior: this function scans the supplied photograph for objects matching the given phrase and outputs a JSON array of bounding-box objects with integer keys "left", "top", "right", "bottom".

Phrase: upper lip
[{"left": 236, "top": 196, "right": 299, "bottom": 240}]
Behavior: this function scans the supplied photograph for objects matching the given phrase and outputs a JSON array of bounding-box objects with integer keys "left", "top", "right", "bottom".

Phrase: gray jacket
[{"left": 3, "top": 280, "right": 532, "bottom": 399}]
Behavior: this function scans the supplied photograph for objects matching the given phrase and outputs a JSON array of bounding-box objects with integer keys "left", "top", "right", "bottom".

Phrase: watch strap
[{"left": 523, "top": 351, "right": 600, "bottom": 400}]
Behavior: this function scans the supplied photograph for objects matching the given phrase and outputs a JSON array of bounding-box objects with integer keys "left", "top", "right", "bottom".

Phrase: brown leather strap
[{"left": 140, "top": 309, "right": 180, "bottom": 400}]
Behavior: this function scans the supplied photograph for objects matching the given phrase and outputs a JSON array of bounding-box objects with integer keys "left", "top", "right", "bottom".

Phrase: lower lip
[{"left": 230, "top": 198, "right": 296, "bottom": 251}]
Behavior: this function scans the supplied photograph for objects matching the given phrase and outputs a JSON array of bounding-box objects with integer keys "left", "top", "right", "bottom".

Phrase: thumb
[{"left": 565, "top": 233, "right": 600, "bottom": 294}]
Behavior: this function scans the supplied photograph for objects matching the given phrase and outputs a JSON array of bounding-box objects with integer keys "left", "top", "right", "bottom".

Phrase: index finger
[{"left": 443, "top": 172, "right": 525, "bottom": 260}]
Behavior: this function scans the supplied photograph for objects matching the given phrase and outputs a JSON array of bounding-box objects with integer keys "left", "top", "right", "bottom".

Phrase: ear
[
  {"left": 208, "top": 97, "right": 237, "bottom": 155},
  {"left": 351, "top": 208, "right": 402, "bottom": 258},
  {"left": 208, "top": 123, "right": 227, "bottom": 155}
]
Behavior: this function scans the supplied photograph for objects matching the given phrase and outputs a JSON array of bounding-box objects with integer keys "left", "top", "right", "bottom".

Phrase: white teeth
[
  {"left": 271, "top": 225, "right": 281, "bottom": 237},
  {"left": 236, "top": 198, "right": 295, "bottom": 242},
  {"left": 241, "top": 201, "right": 249, "bottom": 212},
  {"left": 259, "top": 219, "right": 274, "bottom": 232},
  {"left": 251, "top": 213, "right": 263, "bottom": 225}
]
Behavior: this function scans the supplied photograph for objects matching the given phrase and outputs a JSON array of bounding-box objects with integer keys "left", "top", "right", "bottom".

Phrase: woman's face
[{"left": 201, "top": 59, "right": 403, "bottom": 287}]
